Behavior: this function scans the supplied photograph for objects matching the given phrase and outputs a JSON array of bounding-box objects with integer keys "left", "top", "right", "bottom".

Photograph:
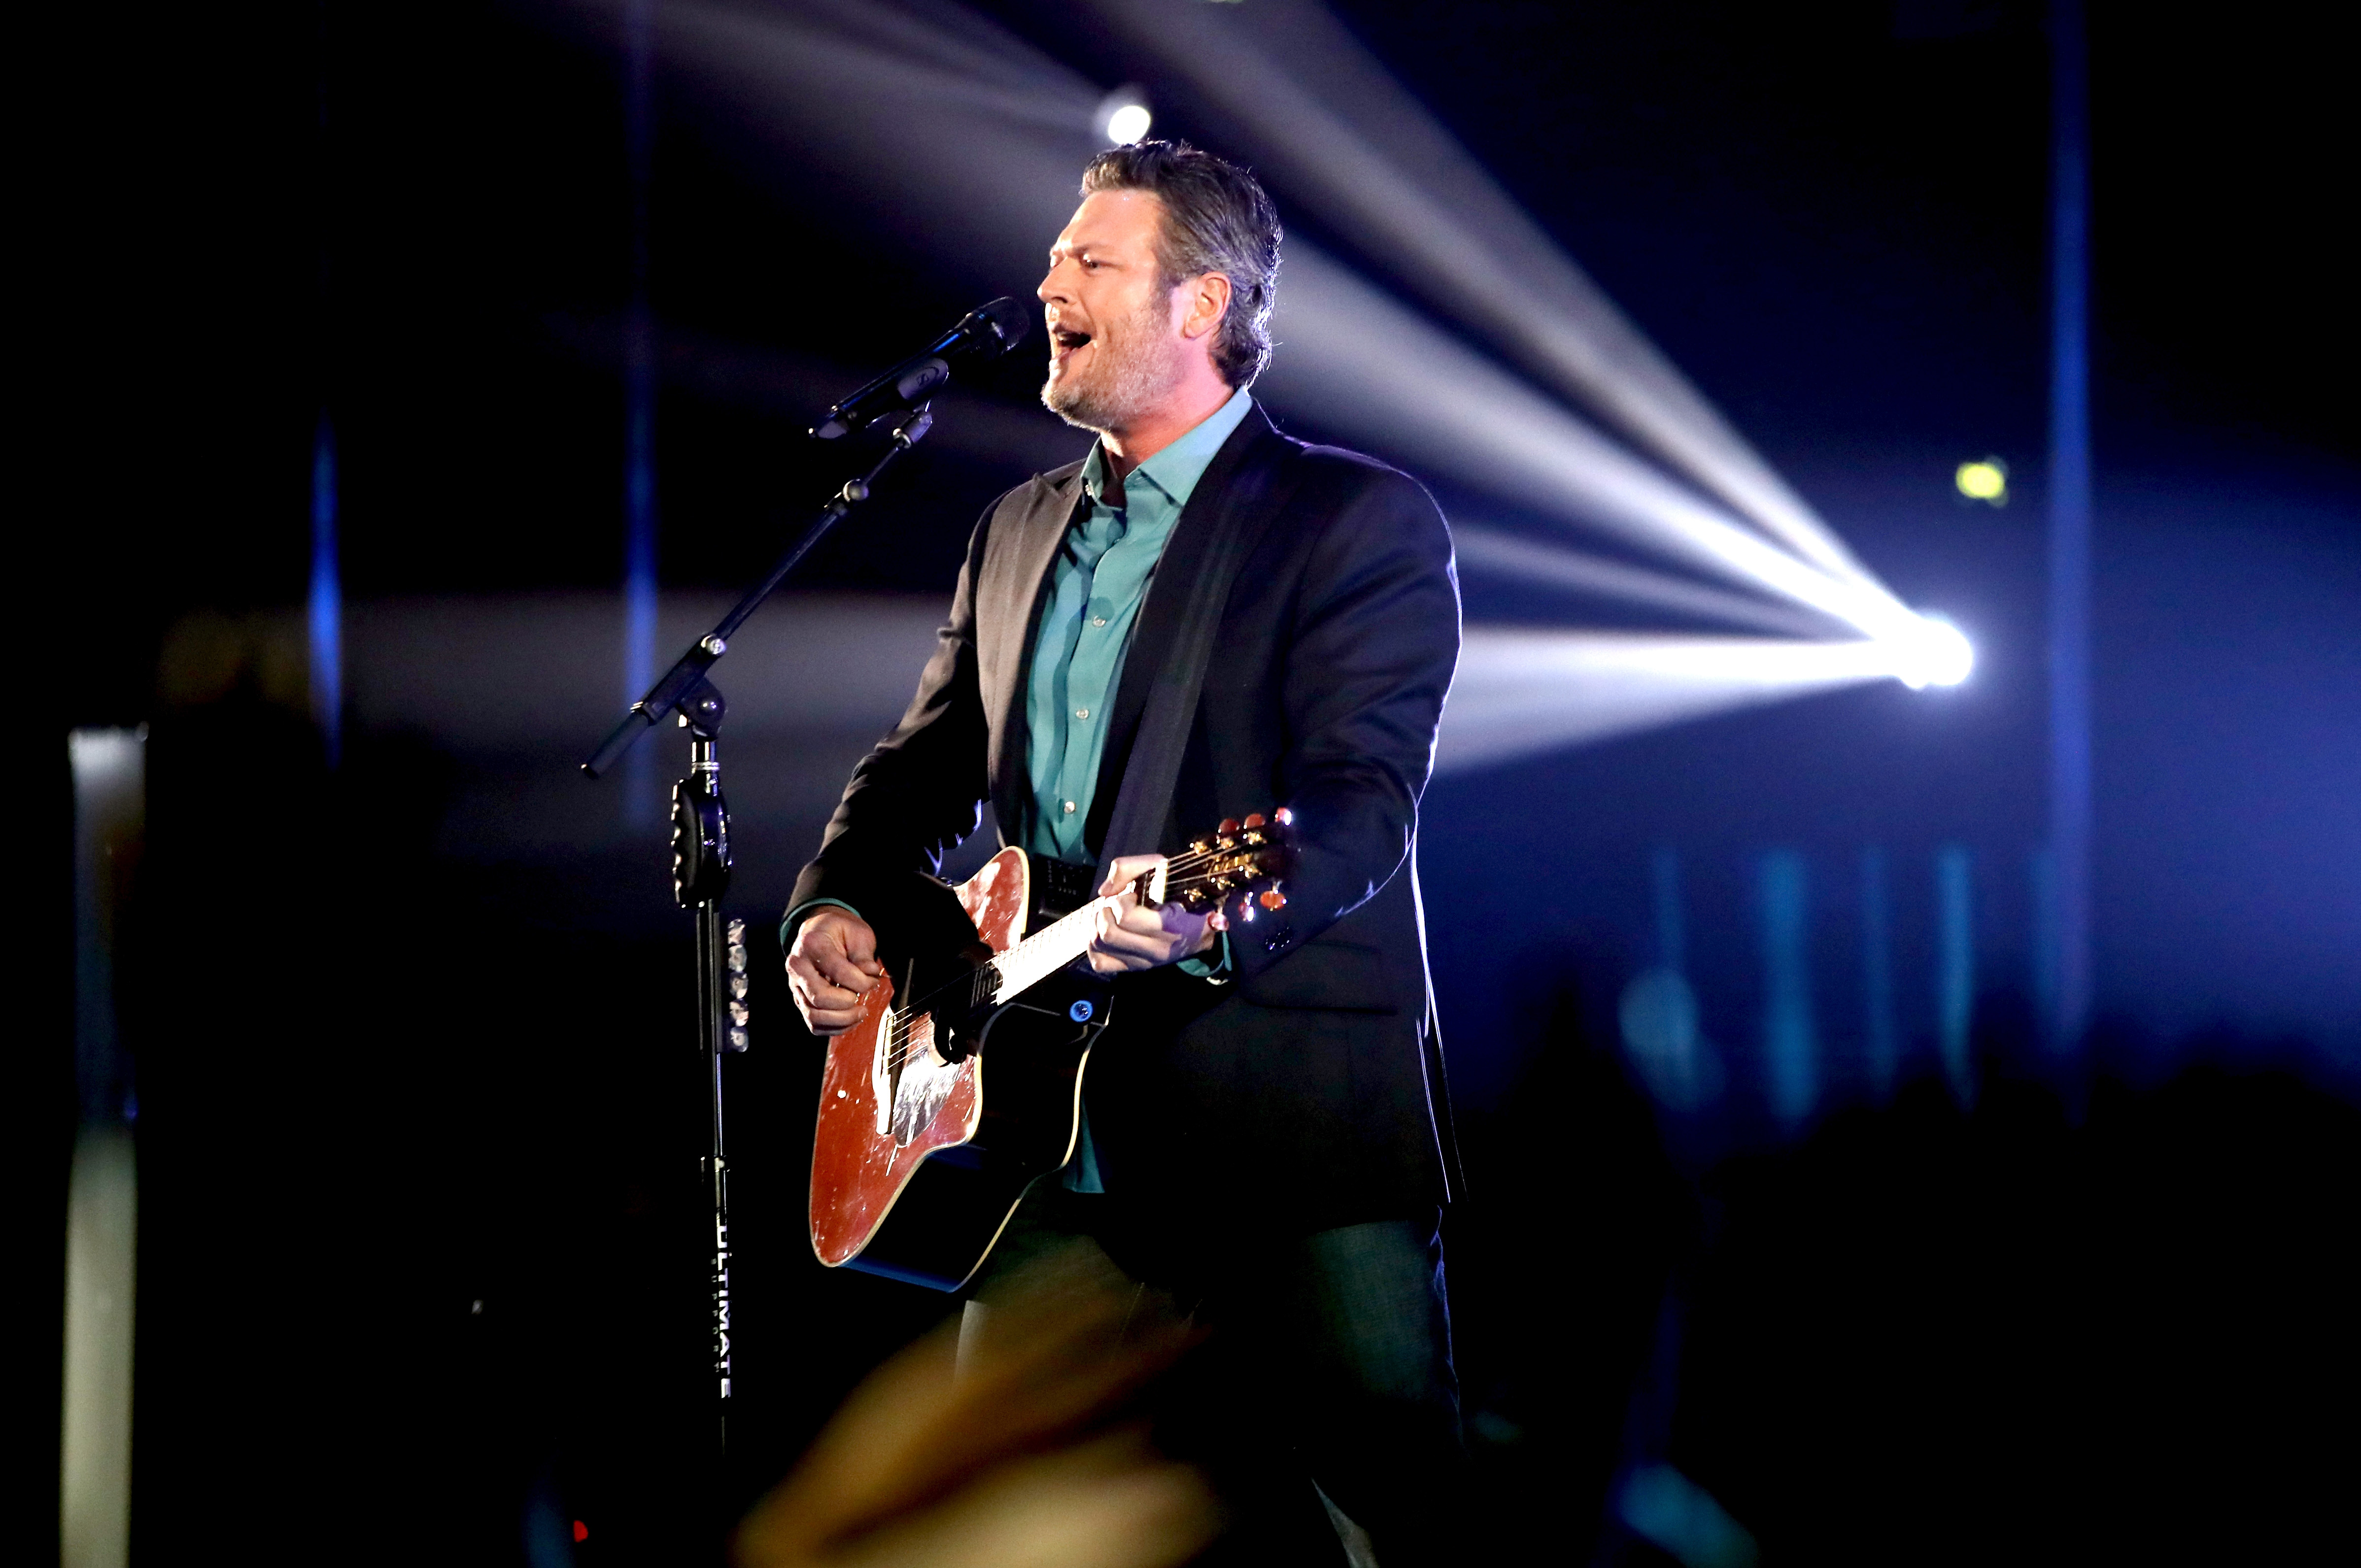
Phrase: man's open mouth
[{"left": 1051, "top": 327, "right": 1093, "bottom": 355}]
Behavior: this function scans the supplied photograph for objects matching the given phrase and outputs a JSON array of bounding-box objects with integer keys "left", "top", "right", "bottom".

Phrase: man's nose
[{"left": 1037, "top": 261, "right": 1070, "bottom": 306}]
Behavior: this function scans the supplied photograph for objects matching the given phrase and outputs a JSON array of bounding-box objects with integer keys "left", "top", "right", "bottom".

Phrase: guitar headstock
[{"left": 1166, "top": 807, "right": 1295, "bottom": 923}]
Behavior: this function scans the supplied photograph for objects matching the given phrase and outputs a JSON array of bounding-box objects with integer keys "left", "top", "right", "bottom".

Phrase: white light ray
[
  {"left": 589, "top": 0, "right": 1094, "bottom": 292},
  {"left": 1452, "top": 526, "right": 1844, "bottom": 640},
  {"left": 1078, "top": 0, "right": 1882, "bottom": 590},
  {"left": 582, "top": 0, "right": 1919, "bottom": 630},
  {"left": 1267, "top": 254, "right": 1924, "bottom": 639},
  {"left": 538, "top": 0, "right": 1964, "bottom": 772},
  {"left": 1437, "top": 630, "right": 1903, "bottom": 774}
]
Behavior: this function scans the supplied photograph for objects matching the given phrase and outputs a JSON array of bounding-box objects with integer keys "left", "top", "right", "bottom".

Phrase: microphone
[{"left": 811, "top": 297, "right": 1031, "bottom": 440}]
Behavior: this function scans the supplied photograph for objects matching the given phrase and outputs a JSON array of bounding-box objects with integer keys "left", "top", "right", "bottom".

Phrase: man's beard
[{"left": 1041, "top": 294, "right": 1184, "bottom": 435}]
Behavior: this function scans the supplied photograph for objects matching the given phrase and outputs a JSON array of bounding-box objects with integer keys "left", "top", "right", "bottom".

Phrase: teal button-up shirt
[
  {"left": 1021, "top": 384, "right": 1254, "bottom": 861},
  {"left": 1027, "top": 385, "right": 1251, "bottom": 1192}
]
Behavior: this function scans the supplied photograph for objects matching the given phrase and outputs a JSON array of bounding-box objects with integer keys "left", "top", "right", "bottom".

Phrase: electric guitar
[{"left": 808, "top": 812, "right": 1294, "bottom": 1290}]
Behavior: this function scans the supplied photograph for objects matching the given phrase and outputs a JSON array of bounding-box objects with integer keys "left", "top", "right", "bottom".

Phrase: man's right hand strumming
[{"left": 787, "top": 909, "right": 885, "bottom": 1036}]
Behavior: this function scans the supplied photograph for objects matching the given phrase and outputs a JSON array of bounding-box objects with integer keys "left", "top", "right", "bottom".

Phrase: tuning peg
[
  {"left": 1218, "top": 817, "right": 1241, "bottom": 835},
  {"left": 1243, "top": 812, "right": 1266, "bottom": 829},
  {"left": 1259, "top": 888, "right": 1287, "bottom": 911},
  {"left": 1273, "top": 807, "right": 1294, "bottom": 826},
  {"left": 1236, "top": 894, "right": 1257, "bottom": 923}
]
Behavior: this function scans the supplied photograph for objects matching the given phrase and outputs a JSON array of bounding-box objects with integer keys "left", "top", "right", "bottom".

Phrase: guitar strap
[{"left": 1093, "top": 440, "right": 1310, "bottom": 886}]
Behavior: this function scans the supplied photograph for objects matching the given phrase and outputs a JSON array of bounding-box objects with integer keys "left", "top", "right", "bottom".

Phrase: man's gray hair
[{"left": 1081, "top": 140, "right": 1282, "bottom": 388}]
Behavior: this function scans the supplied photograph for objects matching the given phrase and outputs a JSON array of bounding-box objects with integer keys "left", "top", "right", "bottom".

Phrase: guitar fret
[
  {"left": 920, "top": 860, "right": 1238, "bottom": 1021},
  {"left": 990, "top": 898, "right": 1107, "bottom": 1000}
]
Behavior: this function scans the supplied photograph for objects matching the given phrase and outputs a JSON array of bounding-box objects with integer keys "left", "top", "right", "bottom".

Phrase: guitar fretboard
[
  {"left": 984, "top": 893, "right": 1119, "bottom": 1003},
  {"left": 906, "top": 847, "right": 1268, "bottom": 1027}
]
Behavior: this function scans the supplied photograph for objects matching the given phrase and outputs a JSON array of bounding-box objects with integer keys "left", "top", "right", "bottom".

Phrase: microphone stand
[{"left": 582, "top": 402, "right": 935, "bottom": 1453}]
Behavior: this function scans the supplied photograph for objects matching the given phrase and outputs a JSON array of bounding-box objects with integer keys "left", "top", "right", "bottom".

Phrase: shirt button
[
  {"left": 1075, "top": 707, "right": 1090, "bottom": 720},
  {"left": 1063, "top": 800, "right": 1078, "bottom": 814},
  {"left": 1092, "top": 616, "right": 1107, "bottom": 627}
]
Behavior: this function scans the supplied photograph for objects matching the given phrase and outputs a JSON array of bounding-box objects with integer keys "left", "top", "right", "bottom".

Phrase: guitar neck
[
  {"left": 987, "top": 893, "right": 1119, "bottom": 1002},
  {"left": 918, "top": 822, "right": 1288, "bottom": 1022}
]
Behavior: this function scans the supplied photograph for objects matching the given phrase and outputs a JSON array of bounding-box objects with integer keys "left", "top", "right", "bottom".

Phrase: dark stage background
[{"left": 27, "top": 1, "right": 2357, "bottom": 1564}]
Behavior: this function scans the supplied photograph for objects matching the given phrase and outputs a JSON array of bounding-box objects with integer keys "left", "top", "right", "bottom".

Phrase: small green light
[{"left": 1955, "top": 458, "right": 2008, "bottom": 505}]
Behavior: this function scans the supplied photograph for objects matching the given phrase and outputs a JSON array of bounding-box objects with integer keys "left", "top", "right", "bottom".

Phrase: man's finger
[
  {"left": 832, "top": 919, "right": 882, "bottom": 974},
  {"left": 799, "top": 931, "right": 879, "bottom": 993},
  {"left": 1098, "top": 854, "right": 1166, "bottom": 899},
  {"left": 788, "top": 954, "right": 872, "bottom": 1011},
  {"left": 790, "top": 992, "right": 869, "bottom": 1035},
  {"left": 1096, "top": 904, "right": 1163, "bottom": 947},
  {"left": 814, "top": 949, "right": 879, "bottom": 992},
  {"left": 1094, "top": 929, "right": 1170, "bottom": 963},
  {"left": 1091, "top": 909, "right": 1181, "bottom": 968}
]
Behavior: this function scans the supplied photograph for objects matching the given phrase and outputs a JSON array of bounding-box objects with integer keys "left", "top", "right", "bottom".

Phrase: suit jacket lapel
[
  {"left": 979, "top": 461, "right": 1087, "bottom": 834},
  {"left": 1090, "top": 404, "right": 1294, "bottom": 853}
]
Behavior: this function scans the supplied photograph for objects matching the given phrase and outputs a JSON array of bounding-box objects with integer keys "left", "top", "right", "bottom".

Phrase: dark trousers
[{"left": 968, "top": 1184, "right": 1470, "bottom": 1566}]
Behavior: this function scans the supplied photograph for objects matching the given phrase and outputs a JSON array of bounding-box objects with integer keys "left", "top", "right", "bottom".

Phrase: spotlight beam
[
  {"left": 1438, "top": 631, "right": 1900, "bottom": 774},
  {"left": 573, "top": 0, "right": 1906, "bottom": 636},
  {"left": 1453, "top": 527, "right": 1846, "bottom": 640},
  {"left": 1266, "top": 254, "right": 1924, "bottom": 640},
  {"left": 1076, "top": 0, "right": 1882, "bottom": 590}
]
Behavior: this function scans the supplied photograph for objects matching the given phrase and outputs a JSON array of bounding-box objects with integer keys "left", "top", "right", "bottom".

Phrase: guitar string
[
  {"left": 873, "top": 830, "right": 1286, "bottom": 1066},
  {"left": 876, "top": 850, "right": 1280, "bottom": 1072},
  {"left": 884, "top": 837, "right": 1270, "bottom": 1036},
  {"left": 880, "top": 860, "right": 1237, "bottom": 1070},
  {"left": 879, "top": 894, "right": 1103, "bottom": 1073}
]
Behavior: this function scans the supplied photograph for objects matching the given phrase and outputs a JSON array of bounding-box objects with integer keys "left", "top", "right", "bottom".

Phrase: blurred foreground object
[{"left": 733, "top": 1249, "right": 1216, "bottom": 1568}]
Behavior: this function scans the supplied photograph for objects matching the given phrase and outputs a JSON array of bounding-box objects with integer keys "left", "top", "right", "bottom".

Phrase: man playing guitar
[{"left": 785, "top": 140, "right": 1465, "bottom": 1564}]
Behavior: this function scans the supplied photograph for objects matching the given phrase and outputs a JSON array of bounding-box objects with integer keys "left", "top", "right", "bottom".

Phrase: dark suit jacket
[{"left": 788, "top": 404, "right": 1463, "bottom": 1232}]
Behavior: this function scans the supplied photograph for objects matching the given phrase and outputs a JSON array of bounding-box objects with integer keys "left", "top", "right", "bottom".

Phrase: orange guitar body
[
  {"left": 805, "top": 812, "right": 1289, "bottom": 1292},
  {"left": 808, "top": 847, "right": 1100, "bottom": 1291}
]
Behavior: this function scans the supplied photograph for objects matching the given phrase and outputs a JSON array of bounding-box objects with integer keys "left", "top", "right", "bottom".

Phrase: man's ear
[{"left": 1180, "top": 272, "right": 1232, "bottom": 342}]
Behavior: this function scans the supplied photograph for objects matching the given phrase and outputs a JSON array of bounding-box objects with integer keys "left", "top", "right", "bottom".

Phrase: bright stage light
[
  {"left": 1888, "top": 614, "right": 1974, "bottom": 689},
  {"left": 1106, "top": 102, "right": 1150, "bottom": 143},
  {"left": 1098, "top": 86, "right": 1151, "bottom": 144},
  {"left": 1954, "top": 458, "right": 2008, "bottom": 504}
]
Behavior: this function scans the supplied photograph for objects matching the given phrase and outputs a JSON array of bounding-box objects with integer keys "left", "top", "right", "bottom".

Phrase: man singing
[{"left": 784, "top": 141, "right": 1465, "bottom": 1563}]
